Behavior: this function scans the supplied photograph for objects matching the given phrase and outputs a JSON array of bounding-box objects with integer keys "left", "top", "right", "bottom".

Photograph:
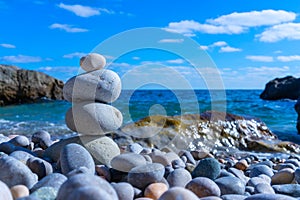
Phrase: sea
[{"left": 0, "top": 90, "right": 299, "bottom": 144}]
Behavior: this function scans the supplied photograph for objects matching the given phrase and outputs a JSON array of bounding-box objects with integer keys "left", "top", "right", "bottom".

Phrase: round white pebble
[{"left": 80, "top": 53, "right": 106, "bottom": 72}]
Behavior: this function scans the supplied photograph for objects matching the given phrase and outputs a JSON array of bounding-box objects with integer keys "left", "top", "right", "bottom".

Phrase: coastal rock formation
[
  {"left": 260, "top": 76, "right": 300, "bottom": 100},
  {"left": 115, "top": 111, "right": 300, "bottom": 154},
  {"left": 0, "top": 64, "right": 64, "bottom": 106},
  {"left": 295, "top": 100, "right": 300, "bottom": 133}
]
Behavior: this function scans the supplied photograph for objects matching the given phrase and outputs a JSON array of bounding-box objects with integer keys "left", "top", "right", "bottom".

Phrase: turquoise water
[{"left": 0, "top": 90, "right": 299, "bottom": 143}]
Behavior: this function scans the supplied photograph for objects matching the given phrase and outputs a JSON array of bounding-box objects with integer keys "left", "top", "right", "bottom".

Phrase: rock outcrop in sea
[
  {"left": 260, "top": 76, "right": 300, "bottom": 134},
  {"left": 0, "top": 64, "right": 64, "bottom": 106},
  {"left": 260, "top": 76, "right": 300, "bottom": 100}
]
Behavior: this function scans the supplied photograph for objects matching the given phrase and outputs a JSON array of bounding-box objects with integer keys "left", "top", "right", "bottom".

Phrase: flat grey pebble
[
  {"left": 244, "top": 193, "right": 297, "bottom": 200},
  {"left": 31, "top": 173, "right": 67, "bottom": 192},
  {"left": 215, "top": 176, "right": 245, "bottom": 195},
  {"left": 254, "top": 183, "right": 275, "bottom": 194},
  {"left": 167, "top": 168, "right": 192, "bottom": 187},
  {"left": 158, "top": 187, "right": 199, "bottom": 200},
  {"left": 66, "top": 166, "right": 93, "bottom": 177},
  {"left": 60, "top": 143, "right": 95, "bottom": 175},
  {"left": 247, "top": 177, "right": 267, "bottom": 187},
  {"left": 0, "top": 155, "right": 37, "bottom": 188},
  {"left": 186, "top": 177, "right": 221, "bottom": 198},
  {"left": 128, "top": 163, "right": 165, "bottom": 189},
  {"left": 67, "top": 186, "right": 113, "bottom": 200},
  {"left": 127, "top": 143, "right": 143, "bottom": 154},
  {"left": 56, "top": 174, "right": 118, "bottom": 200},
  {"left": 250, "top": 165, "right": 274, "bottom": 178},
  {"left": 221, "top": 194, "right": 247, "bottom": 200},
  {"left": 272, "top": 184, "right": 300, "bottom": 197},
  {"left": 10, "top": 150, "right": 35, "bottom": 163},
  {"left": 9, "top": 136, "right": 30, "bottom": 148},
  {"left": 111, "top": 153, "right": 146, "bottom": 172},
  {"left": 111, "top": 182, "right": 134, "bottom": 200}
]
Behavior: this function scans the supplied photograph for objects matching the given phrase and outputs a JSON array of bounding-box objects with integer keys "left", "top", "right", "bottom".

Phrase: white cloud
[
  {"left": 165, "top": 10, "right": 296, "bottom": 36},
  {"left": 277, "top": 55, "right": 300, "bottom": 62},
  {"left": 0, "top": 43, "right": 16, "bottom": 48},
  {"left": 246, "top": 55, "right": 274, "bottom": 62},
  {"left": 219, "top": 46, "right": 242, "bottom": 53},
  {"left": 166, "top": 59, "right": 185, "bottom": 64},
  {"left": 1, "top": 55, "right": 42, "bottom": 63},
  {"left": 49, "top": 23, "right": 88, "bottom": 33},
  {"left": 274, "top": 50, "right": 282, "bottom": 54},
  {"left": 158, "top": 38, "right": 184, "bottom": 43},
  {"left": 208, "top": 10, "right": 296, "bottom": 27},
  {"left": 211, "top": 41, "right": 227, "bottom": 47},
  {"left": 63, "top": 52, "right": 86, "bottom": 59},
  {"left": 200, "top": 45, "right": 209, "bottom": 50},
  {"left": 132, "top": 56, "right": 140, "bottom": 60},
  {"left": 256, "top": 23, "right": 300, "bottom": 42},
  {"left": 165, "top": 20, "right": 244, "bottom": 35},
  {"left": 58, "top": 3, "right": 100, "bottom": 17}
]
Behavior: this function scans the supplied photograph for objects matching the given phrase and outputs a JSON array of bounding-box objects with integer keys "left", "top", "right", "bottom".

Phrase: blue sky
[{"left": 1, "top": 0, "right": 300, "bottom": 89}]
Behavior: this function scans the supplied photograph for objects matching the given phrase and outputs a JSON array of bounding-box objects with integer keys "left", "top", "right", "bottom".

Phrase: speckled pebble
[
  {"left": 186, "top": 177, "right": 221, "bottom": 198},
  {"left": 31, "top": 173, "right": 67, "bottom": 192},
  {"left": 30, "top": 187, "right": 58, "bottom": 200},
  {"left": 80, "top": 53, "right": 106, "bottom": 72}
]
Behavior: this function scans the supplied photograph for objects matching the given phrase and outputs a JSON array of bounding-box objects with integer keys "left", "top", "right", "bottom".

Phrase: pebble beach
[{"left": 1, "top": 53, "right": 300, "bottom": 200}]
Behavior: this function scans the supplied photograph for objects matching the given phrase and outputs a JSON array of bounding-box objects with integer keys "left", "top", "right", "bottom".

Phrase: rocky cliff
[{"left": 0, "top": 64, "right": 64, "bottom": 106}]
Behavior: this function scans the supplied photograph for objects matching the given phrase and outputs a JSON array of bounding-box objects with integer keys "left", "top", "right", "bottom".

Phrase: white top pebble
[{"left": 80, "top": 53, "right": 106, "bottom": 72}]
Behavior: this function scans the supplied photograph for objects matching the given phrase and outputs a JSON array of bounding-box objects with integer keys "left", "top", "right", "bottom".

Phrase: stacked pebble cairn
[
  {"left": 63, "top": 53, "right": 123, "bottom": 136},
  {"left": 2, "top": 54, "right": 300, "bottom": 199}
]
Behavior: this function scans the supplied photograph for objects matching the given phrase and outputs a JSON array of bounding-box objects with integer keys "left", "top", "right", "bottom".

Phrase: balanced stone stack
[{"left": 63, "top": 53, "right": 123, "bottom": 165}]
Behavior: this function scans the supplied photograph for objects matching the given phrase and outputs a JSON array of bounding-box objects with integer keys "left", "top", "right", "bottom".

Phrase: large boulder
[
  {"left": 260, "top": 76, "right": 300, "bottom": 100},
  {"left": 0, "top": 64, "right": 64, "bottom": 106}
]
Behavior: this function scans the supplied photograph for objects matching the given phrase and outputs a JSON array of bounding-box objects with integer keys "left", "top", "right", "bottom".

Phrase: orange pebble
[{"left": 144, "top": 183, "right": 168, "bottom": 200}]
